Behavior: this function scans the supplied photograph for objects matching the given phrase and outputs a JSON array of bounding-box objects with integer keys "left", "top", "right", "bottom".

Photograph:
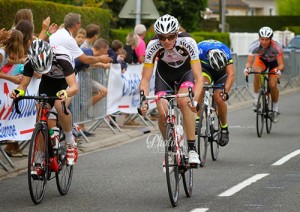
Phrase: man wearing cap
[{"left": 134, "top": 24, "right": 147, "bottom": 63}]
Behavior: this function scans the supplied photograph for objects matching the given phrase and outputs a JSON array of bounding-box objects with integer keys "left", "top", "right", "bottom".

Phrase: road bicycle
[
  {"left": 139, "top": 86, "right": 194, "bottom": 207},
  {"left": 13, "top": 93, "right": 73, "bottom": 205},
  {"left": 197, "top": 83, "right": 224, "bottom": 167},
  {"left": 246, "top": 71, "right": 279, "bottom": 137}
]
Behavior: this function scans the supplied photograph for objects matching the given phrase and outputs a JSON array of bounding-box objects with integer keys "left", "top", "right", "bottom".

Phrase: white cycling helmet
[
  {"left": 28, "top": 39, "right": 53, "bottom": 74},
  {"left": 259, "top": 26, "right": 273, "bottom": 39},
  {"left": 154, "top": 14, "right": 179, "bottom": 35},
  {"left": 207, "top": 49, "right": 228, "bottom": 71}
]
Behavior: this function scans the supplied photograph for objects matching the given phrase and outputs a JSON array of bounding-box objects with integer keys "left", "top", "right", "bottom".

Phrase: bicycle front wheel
[
  {"left": 165, "top": 123, "right": 179, "bottom": 207},
  {"left": 56, "top": 139, "right": 73, "bottom": 195},
  {"left": 182, "top": 150, "right": 193, "bottom": 197},
  {"left": 265, "top": 93, "right": 273, "bottom": 134},
  {"left": 28, "top": 123, "right": 48, "bottom": 205},
  {"left": 256, "top": 91, "right": 265, "bottom": 137},
  {"left": 211, "top": 110, "right": 220, "bottom": 161},
  {"left": 197, "top": 106, "right": 208, "bottom": 167}
]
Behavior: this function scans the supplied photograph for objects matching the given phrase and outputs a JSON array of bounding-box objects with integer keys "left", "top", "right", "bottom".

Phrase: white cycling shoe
[{"left": 188, "top": 150, "right": 200, "bottom": 164}]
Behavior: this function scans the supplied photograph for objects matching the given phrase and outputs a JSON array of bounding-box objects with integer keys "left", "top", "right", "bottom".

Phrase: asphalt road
[{"left": 0, "top": 91, "right": 299, "bottom": 212}]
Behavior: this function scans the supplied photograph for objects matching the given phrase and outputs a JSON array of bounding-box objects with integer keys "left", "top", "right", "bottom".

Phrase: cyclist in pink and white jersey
[
  {"left": 139, "top": 14, "right": 203, "bottom": 166},
  {"left": 244, "top": 26, "right": 284, "bottom": 122}
]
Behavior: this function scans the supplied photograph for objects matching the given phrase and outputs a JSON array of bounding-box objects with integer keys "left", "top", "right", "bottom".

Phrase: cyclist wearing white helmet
[
  {"left": 10, "top": 39, "right": 79, "bottom": 166},
  {"left": 197, "top": 40, "right": 235, "bottom": 146},
  {"left": 244, "top": 26, "right": 284, "bottom": 123},
  {"left": 139, "top": 14, "right": 204, "bottom": 166}
]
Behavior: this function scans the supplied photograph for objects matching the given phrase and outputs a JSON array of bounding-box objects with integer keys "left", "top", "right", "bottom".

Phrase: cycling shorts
[
  {"left": 202, "top": 67, "right": 227, "bottom": 85},
  {"left": 39, "top": 75, "right": 68, "bottom": 108},
  {"left": 254, "top": 56, "right": 278, "bottom": 74},
  {"left": 155, "top": 61, "right": 194, "bottom": 95}
]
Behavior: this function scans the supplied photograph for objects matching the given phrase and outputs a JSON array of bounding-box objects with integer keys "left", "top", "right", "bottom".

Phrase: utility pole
[
  {"left": 219, "top": 0, "right": 226, "bottom": 32},
  {"left": 135, "top": 0, "right": 141, "bottom": 25}
]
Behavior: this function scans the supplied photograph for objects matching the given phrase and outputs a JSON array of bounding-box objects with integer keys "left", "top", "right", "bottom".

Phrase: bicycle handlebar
[
  {"left": 245, "top": 71, "right": 280, "bottom": 84},
  {"left": 13, "top": 92, "right": 69, "bottom": 115},
  {"left": 203, "top": 83, "right": 228, "bottom": 101},
  {"left": 138, "top": 86, "right": 195, "bottom": 114}
]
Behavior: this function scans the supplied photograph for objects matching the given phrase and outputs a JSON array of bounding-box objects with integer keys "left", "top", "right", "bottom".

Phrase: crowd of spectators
[{"left": 0, "top": 9, "right": 151, "bottom": 157}]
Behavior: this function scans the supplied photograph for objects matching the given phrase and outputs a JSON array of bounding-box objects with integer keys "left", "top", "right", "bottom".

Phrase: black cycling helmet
[
  {"left": 207, "top": 49, "right": 228, "bottom": 71},
  {"left": 28, "top": 39, "right": 53, "bottom": 74}
]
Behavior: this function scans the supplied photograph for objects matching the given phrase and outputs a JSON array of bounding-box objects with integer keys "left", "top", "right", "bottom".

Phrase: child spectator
[
  {"left": 81, "top": 24, "right": 100, "bottom": 48},
  {"left": 124, "top": 32, "right": 139, "bottom": 64},
  {"left": 117, "top": 49, "right": 128, "bottom": 73},
  {"left": 75, "top": 28, "right": 86, "bottom": 47},
  {"left": 75, "top": 38, "right": 111, "bottom": 136}
]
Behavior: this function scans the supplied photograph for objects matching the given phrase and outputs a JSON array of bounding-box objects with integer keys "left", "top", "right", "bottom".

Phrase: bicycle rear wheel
[
  {"left": 197, "top": 106, "right": 208, "bottom": 167},
  {"left": 165, "top": 123, "right": 179, "bottom": 207},
  {"left": 265, "top": 93, "right": 273, "bottom": 134},
  {"left": 28, "top": 123, "right": 48, "bottom": 205},
  {"left": 56, "top": 138, "right": 73, "bottom": 195},
  {"left": 256, "top": 91, "right": 265, "bottom": 137},
  {"left": 211, "top": 109, "right": 220, "bottom": 161}
]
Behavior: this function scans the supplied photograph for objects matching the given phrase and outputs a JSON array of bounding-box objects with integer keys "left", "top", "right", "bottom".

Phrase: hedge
[{"left": 0, "top": 0, "right": 112, "bottom": 39}]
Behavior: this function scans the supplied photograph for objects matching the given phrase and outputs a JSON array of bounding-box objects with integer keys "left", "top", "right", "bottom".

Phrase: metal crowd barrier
[
  {"left": 227, "top": 50, "right": 300, "bottom": 105},
  {"left": 72, "top": 51, "right": 300, "bottom": 142}
]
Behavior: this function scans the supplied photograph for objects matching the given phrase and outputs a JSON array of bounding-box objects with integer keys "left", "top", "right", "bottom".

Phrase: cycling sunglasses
[{"left": 158, "top": 34, "right": 177, "bottom": 41}]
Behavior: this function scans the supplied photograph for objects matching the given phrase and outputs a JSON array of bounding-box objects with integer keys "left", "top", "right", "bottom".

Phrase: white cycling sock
[
  {"left": 272, "top": 102, "right": 279, "bottom": 112},
  {"left": 254, "top": 92, "right": 259, "bottom": 103},
  {"left": 64, "top": 131, "right": 75, "bottom": 145}
]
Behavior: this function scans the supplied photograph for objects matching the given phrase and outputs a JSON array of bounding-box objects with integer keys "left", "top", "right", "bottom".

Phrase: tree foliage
[
  {"left": 153, "top": 0, "right": 207, "bottom": 31},
  {"left": 276, "top": 0, "right": 300, "bottom": 15},
  {"left": 40, "top": 0, "right": 207, "bottom": 31}
]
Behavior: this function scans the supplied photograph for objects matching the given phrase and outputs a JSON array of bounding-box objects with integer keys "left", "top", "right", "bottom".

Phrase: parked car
[{"left": 285, "top": 35, "right": 300, "bottom": 49}]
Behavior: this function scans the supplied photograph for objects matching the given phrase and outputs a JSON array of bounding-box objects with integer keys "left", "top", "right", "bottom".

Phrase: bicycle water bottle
[
  {"left": 176, "top": 125, "right": 184, "bottom": 147},
  {"left": 211, "top": 107, "right": 215, "bottom": 126},
  {"left": 49, "top": 127, "right": 60, "bottom": 149}
]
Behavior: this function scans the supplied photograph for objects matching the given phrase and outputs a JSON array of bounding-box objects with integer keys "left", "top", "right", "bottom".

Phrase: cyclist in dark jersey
[
  {"left": 10, "top": 39, "right": 78, "bottom": 166},
  {"left": 139, "top": 14, "right": 203, "bottom": 166},
  {"left": 197, "top": 40, "right": 235, "bottom": 146},
  {"left": 244, "top": 26, "right": 284, "bottom": 123}
]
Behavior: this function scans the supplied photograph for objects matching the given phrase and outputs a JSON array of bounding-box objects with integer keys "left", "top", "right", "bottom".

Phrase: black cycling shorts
[
  {"left": 155, "top": 61, "right": 194, "bottom": 94},
  {"left": 38, "top": 75, "right": 68, "bottom": 108}
]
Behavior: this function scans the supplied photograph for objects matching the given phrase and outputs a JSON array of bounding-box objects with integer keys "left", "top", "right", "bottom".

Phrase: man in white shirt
[{"left": 50, "top": 13, "right": 112, "bottom": 66}]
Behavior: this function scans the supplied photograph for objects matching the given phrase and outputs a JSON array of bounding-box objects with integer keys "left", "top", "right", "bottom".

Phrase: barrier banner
[
  {"left": 106, "top": 63, "right": 155, "bottom": 115},
  {"left": 0, "top": 78, "right": 40, "bottom": 141}
]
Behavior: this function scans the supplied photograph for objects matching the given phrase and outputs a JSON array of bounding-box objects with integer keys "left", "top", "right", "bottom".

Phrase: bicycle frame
[
  {"left": 13, "top": 95, "right": 71, "bottom": 205},
  {"left": 139, "top": 86, "right": 194, "bottom": 207},
  {"left": 198, "top": 83, "right": 224, "bottom": 166},
  {"left": 246, "top": 71, "right": 279, "bottom": 137}
]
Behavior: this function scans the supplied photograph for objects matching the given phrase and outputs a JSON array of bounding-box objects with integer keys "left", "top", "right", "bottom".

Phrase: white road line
[
  {"left": 218, "top": 173, "right": 269, "bottom": 197},
  {"left": 190, "top": 208, "right": 209, "bottom": 212},
  {"left": 271, "top": 149, "right": 300, "bottom": 166}
]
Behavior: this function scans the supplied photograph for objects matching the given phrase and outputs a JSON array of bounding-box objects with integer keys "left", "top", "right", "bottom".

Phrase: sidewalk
[{"left": 0, "top": 115, "right": 158, "bottom": 179}]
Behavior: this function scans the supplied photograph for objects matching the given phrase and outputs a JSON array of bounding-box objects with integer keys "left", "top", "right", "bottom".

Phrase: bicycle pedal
[
  {"left": 31, "top": 168, "right": 43, "bottom": 180},
  {"left": 189, "top": 163, "right": 198, "bottom": 169}
]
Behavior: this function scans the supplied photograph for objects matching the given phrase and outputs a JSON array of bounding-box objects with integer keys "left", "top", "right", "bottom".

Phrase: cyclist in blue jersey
[{"left": 197, "top": 40, "right": 235, "bottom": 146}]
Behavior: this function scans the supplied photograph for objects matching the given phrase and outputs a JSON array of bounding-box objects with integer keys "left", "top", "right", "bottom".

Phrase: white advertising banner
[
  {"left": 106, "top": 63, "right": 155, "bottom": 115},
  {"left": 0, "top": 78, "right": 40, "bottom": 141}
]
